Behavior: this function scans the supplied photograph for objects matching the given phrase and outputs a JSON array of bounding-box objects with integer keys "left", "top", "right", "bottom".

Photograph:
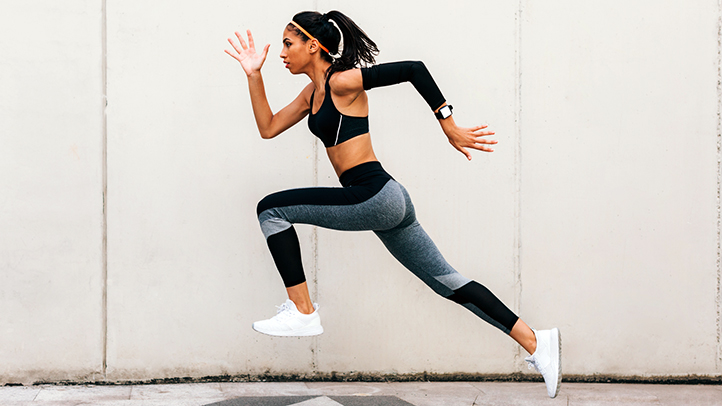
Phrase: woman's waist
[
  {"left": 339, "top": 161, "right": 393, "bottom": 188},
  {"left": 326, "top": 133, "right": 378, "bottom": 178}
]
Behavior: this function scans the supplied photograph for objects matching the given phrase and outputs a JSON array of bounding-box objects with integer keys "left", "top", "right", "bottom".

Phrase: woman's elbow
[{"left": 259, "top": 129, "right": 279, "bottom": 139}]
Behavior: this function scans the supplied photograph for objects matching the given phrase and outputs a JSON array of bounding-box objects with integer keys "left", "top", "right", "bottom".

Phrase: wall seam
[
  {"left": 716, "top": 0, "right": 722, "bottom": 373},
  {"left": 312, "top": 0, "right": 320, "bottom": 375},
  {"left": 513, "top": 0, "right": 524, "bottom": 368},
  {"left": 101, "top": 0, "right": 109, "bottom": 378},
  {"left": 311, "top": 138, "right": 319, "bottom": 374}
]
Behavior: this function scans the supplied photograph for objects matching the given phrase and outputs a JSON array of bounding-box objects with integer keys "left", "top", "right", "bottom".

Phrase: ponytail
[
  {"left": 289, "top": 10, "right": 379, "bottom": 75},
  {"left": 324, "top": 11, "right": 378, "bottom": 75}
]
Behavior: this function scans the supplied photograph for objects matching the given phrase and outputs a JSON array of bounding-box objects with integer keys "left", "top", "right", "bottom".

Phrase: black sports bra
[
  {"left": 307, "top": 62, "right": 447, "bottom": 148},
  {"left": 308, "top": 75, "right": 369, "bottom": 148}
]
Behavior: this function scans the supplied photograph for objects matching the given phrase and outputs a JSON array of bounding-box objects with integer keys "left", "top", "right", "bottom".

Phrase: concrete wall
[
  {"left": 0, "top": 0, "right": 105, "bottom": 383},
  {"left": 1, "top": 0, "right": 720, "bottom": 383}
]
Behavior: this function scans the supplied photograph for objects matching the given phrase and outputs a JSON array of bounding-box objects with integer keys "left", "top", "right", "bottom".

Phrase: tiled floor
[{"left": 0, "top": 381, "right": 720, "bottom": 406}]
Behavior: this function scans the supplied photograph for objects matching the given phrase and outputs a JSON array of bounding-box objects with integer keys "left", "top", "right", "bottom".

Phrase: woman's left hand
[{"left": 440, "top": 118, "right": 497, "bottom": 160}]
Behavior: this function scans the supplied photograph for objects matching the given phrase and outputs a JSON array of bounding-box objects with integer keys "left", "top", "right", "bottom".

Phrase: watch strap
[{"left": 435, "top": 104, "right": 453, "bottom": 120}]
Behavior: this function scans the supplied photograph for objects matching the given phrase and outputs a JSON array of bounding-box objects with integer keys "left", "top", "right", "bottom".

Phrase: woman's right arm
[
  {"left": 226, "top": 30, "right": 310, "bottom": 139},
  {"left": 246, "top": 72, "right": 312, "bottom": 139}
]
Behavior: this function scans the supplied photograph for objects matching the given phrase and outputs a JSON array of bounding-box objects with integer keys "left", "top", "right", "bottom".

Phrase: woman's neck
[{"left": 307, "top": 61, "right": 333, "bottom": 92}]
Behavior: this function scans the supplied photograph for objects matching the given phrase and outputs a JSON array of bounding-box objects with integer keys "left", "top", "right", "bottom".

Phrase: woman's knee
[
  {"left": 258, "top": 207, "right": 293, "bottom": 239},
  {"left": 256, "top": 193, "right": 278, "bottom": 216}
]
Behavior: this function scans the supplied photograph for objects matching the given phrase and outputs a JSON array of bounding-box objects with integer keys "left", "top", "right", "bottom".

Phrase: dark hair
[{"left": 288, "top": 10, "right": 379, "bottom": 75}]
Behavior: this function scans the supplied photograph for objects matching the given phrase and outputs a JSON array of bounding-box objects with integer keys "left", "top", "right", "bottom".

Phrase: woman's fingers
[
  {"left": 235, "top": 31, "right": 249, "bottom": 50},
  {"left": 469, "top": 125, "right": 496, "bottom": 148},
  {"left": 471, "top": 136, "right": 496, "bottom": 151},
  {"left": 473, "top": 144, "right": 495, "bottom": 152},
  {"left": 260, "top": 44, "right": 270, "bottom": 62},
  {"left": 471, "top": 139, "right": 495, "bottom": 152},
  {"left": 464, "top": 127, "right": 497, "bottom": 153},
  {"left": 224, "top": 48, "right": 241, "bottom": 62},
  {"left": 446, "top": 123, "right": 496, "bottom": 159},
  {"left": 226, "top": 37, "right": 243, "bottom": 55},
  {"left": 472, "top": 126, "right": 493, "bottom": 135},
  {"left": 247, "top": 29, "right": 255, "bottom": 50},
  {"left": 473, "top": 136, "right": 498, "bottom": 144},
  {"left": 448, "top": 139, "right": 473, "bottom": 160},
  {"left": 457, "top": 145, "right": 473, "bottom": 160}
]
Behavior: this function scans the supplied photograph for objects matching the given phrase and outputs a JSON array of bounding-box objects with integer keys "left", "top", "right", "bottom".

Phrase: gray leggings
[{"left": 256, "top": 161, "right": 518, "bottom": 334}]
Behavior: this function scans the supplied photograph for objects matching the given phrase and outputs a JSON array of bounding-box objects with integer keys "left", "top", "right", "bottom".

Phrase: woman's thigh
[{"left": 257, "top": 179, "right": 408, "bottom": 235}]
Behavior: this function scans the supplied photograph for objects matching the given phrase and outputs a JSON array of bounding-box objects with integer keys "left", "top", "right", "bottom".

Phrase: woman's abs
[{"left": 325, "top": 133, "right": 378, "bottom": 176}]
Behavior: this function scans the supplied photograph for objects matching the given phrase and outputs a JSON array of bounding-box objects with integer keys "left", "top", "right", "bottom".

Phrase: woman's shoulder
[
  {"left": 299, "top": 82, "right": 315, "bottom": 100},
  {"left": 328, "top": 68, "right": 363, "bottom": 96},
  {"left": 288, "top": 82, "right": 315, "bottom": 111}
]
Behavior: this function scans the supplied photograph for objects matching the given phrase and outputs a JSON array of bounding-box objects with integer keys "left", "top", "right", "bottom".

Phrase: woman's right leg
[
  {"left": 510, "top": 319, "right": 537, "bottom": 354},
  {"left": 286, "top": 282, "right": 314, "bottom": 315},
  {"left": 255, "top": 166, "right": 405, "bottom": 329}
]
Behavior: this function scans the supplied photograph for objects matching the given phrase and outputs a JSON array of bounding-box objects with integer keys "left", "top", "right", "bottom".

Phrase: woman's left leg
[
  {"left": 373, "top": 184, "right": 520, "bottom": 335},
  {"left": 374, "top": 183, "right": 561, "bottom": 398}
]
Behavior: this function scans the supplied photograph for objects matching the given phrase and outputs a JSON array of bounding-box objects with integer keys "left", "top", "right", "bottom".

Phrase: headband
[{"left": 290, "top": 20, "right": 330, "bottom": 54}]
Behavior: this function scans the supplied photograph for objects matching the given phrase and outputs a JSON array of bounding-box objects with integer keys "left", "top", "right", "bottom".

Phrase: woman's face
[{"left": 279, "top": 28, "right": 311, "bottom": 75}]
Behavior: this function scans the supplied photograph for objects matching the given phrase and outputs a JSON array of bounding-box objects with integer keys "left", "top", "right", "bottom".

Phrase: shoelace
[
  {"left": 526, "top": 356, "right": 540, "bottom": 372},
  {"left": 275, "top": 301, "right": 292, "bottom": 314},
  {"left": 273, "top": 302, "right": 296, "bottom": 321}
]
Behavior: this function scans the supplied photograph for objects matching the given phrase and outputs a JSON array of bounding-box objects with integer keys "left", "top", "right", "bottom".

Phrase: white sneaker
[
  {"left": 525, "top": 328, "right": 562, "bottom": 398},
  {"left": 252, "top": 299, "right": 323, "bottom": 337}
]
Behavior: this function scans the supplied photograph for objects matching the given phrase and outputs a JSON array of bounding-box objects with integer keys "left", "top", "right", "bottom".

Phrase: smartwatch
[{"left": 435, "top": 104, "right": 453, "bottom": 120}]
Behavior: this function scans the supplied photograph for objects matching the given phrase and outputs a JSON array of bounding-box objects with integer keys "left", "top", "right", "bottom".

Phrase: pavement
[{"left": 1, "top": 381, "right": 721, "bottom": 406}]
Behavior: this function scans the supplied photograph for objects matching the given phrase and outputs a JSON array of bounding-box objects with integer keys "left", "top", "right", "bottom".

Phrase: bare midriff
[{"left": 325, "top": 133, "right": 378, "bottom": 177}]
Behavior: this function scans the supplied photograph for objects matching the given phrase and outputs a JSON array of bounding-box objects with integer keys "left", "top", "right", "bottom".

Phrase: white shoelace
[
  {"left": 276, "top": 301, "right": 292, "bottom": 313},
  {"left": 273, "top": 301, "right": 296, "bottom": 321}
]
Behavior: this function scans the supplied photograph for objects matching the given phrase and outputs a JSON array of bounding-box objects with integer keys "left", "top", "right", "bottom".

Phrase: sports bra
[
  {"left": 307, "top": 61, "right": 447, "bottom": 148},
  {"left": 308, "top": 75, "right": 369, "bottom": 148}
]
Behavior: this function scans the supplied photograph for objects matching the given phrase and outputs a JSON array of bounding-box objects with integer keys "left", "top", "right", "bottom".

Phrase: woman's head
[{"left": 283, "top": 11, "right": 379, "bottom": 75}]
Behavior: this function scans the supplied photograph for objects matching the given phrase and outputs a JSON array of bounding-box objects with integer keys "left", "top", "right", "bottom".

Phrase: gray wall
[{"left": 1, "top": 0, "right": 720, "bottom": 383}]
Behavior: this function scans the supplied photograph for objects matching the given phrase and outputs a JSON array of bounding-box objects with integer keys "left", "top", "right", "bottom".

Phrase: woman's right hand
[{"left": 225, "top": 30, "right": 270, "bottom": 76}]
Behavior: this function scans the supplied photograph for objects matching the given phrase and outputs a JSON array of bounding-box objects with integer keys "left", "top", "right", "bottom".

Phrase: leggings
[{"left": 256, "top": 161, "right": 519, "bottom": 334}]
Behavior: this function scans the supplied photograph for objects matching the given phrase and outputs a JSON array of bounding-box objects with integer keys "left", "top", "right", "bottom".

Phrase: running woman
[{"left": 225, "top": 10, "right": 561, "bottom": 398}]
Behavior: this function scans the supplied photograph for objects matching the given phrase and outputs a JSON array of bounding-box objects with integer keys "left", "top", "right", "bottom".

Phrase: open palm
[{"left": 225, "top": 30, "right": 270, "bottom": 76}]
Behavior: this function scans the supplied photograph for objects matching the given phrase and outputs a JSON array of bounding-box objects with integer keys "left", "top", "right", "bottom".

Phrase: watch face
[{"left": 441, "top": 106, "right": 452, "bottom": 119}]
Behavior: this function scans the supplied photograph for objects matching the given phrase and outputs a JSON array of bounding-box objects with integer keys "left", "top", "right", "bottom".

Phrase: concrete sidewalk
[{"left": 1, "top": 381, "right": 721, "bottom": 406}]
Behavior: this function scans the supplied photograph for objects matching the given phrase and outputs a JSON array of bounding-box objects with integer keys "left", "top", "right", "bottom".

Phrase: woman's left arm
[{"left": 351, "top": 61, "right": 497, "bottom": 160}]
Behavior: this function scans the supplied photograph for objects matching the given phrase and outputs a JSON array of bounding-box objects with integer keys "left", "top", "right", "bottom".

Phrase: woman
[{"left": 226, "top": 10, "right": 561, "bottom": 398}]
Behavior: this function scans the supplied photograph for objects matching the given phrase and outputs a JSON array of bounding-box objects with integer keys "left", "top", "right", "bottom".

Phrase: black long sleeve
[{"left": 361, "top": 61, "right": 446, "bottom": 112}]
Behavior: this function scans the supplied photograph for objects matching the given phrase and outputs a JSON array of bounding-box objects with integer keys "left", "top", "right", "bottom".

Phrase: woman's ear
[{"left": 308, "top": 39, "right": 320, "bottom": 54}]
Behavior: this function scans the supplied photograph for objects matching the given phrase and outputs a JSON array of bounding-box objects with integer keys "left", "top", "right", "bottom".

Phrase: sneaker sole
[
  {"left": 551, "top": 327, "right": 562, "bottom": 398},
  {"left": 252, "top": 324, "right": 324, "bottom": 337}
]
